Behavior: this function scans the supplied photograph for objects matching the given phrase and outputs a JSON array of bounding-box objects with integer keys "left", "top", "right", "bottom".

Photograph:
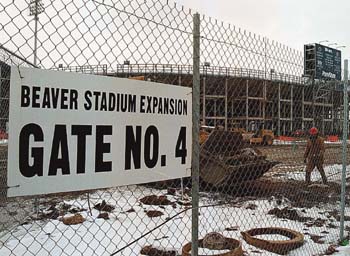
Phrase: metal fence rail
[{"left": 1, "top": 0, "right": 350, "bottom": 256}]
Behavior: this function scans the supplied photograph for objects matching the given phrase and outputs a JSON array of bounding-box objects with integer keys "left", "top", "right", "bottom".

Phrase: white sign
[{"left": 8, "top": 67, "right": 192, "bottom": 196}]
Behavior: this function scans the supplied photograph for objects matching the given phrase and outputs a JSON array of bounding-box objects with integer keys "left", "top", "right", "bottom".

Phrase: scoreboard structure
[{"left": 304, "top": 43, "right": 342, "bottom": 81}]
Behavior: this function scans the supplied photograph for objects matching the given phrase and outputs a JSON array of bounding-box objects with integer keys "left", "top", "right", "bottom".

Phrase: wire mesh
[
  {"left": 199, "top": 15, "right": 350, "bottom": 256},
  {"left": 1, "top": 0, "right": 194, "bottom": 255},
  {"left": 0, "top": 0, "right": 349, "bottom": 255}
]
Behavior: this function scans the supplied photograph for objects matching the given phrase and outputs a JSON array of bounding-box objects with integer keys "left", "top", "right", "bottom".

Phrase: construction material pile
[{"left": 200, "top": 129, "right": 278, "bottom": 188}]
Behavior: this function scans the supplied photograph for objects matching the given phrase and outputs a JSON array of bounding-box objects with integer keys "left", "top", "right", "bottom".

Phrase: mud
[
  {"left": 267, "top": 207, "right": 312, "bottom": 222},
  {"left": 140, "top": 195, "right": 172, "bottom": 206},
  {"left": 94, "top": 200, "right": 115, "bottom": 212},
  {"left": 140, "top": 245, "right": 177, "bottom": 256}
]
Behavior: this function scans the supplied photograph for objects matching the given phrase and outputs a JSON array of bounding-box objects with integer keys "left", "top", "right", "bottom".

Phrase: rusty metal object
[
  {"left": 182, "top": 233, "right": 243, "bottom": 256},
  {"left": 199, "top": 130, "right": 278, "bottom": 187},
  {"left": 241, "top": 227, "right": 304, "bottom": 255},
  {"left": 202, "top": 232, "right": 228, "bottom": 250}
]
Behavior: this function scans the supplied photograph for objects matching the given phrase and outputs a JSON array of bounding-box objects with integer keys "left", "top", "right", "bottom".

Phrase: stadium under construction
[
  {"left": 56, "top": 63, "right": 345, "bottom": 136},
  {"left": 0, "top": 62, "right": 346, "bottom": 136}
]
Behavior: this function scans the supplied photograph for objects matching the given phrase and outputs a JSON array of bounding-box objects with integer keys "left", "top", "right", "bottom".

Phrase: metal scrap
[
  {"left": 241, "top": 227, "right": 304, "bottom": 255},
  {"left": 199, "top": 130, "right": 278, "bottom": 188},
  {"left": 182, "top": 232, "right": 244, "bottom": 256}
]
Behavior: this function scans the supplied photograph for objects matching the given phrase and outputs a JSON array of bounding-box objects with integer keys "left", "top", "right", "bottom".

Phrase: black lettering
[
  {"left": 153, "top": 97, "right": 158, "bottom": 113},
  {"left": 140, "top": 95, "right": 146, "bottom": 113},
  {"left": 100, "top": 92, "right": 107, "bottom": 111},
  {"left": 116, "top": 93, "right": 120, "bottom": 112},
  {"left": 48, "top": 125, "right": 70, "bottom": 176},
  {"left": 128, "top": 95, "right": 136, "bottom": 112},
  {"left": 95, "top": 125, "right": 112, "bottom": 172},
  {"left": 61, "top": 89, "right": 69, "bottom": 110},
  {"left": 146, "top": 96, "right": 152, "bottom": 113},
  {"left": 175, "top": 126, "right": 187, "bottom": 164},
  {"left": 32, "top": 86, "right": 40, "bottom": 108},
  {"left": 72, "top": 125, "right": 92, "bottom": 174},
  {"left": 21, "top": 85, "right": 31, "bottom": 107},
  {"left": 109, "top": 93, "right": 116, "bottom": 111},
  {"left": 42, "top": 87, "right": 51, "bottom": 108},
  {"left": 70, "top": 89, "right": 78, "bottom": 110},
  {"left": 19, "top": 123, "right": 44, "bottom": 177},
  {"left": 174, "top": 99, "right": 178, "bottom": 115},
  {"left": 125, "top": 126, "right": 141, "bottom": 170},
  {"left": 93, "top": 91, "right": 101, "bottom": 111},
  {"left": 84, "top": 91, "right": 92, "bottom": 110},
  {"left": 51, "top": 88, "right": 60, "bottom": 109},
  {"left": 169, "top": 99, "right": 175, "bottom": 114},
  {"left": 164, "top": 98, "right": 169, "bottom": 114},
  {"left": 120, "top": 94, "right": 127, "bottom": 112},
  {"left": 178, "top": 99, "right": 182, "bottom": 115},
  {"left": 183, "top": 100, "right": 187, "bottom": 115},
  {"left": 158, "top": 97, "right": 163, "bottom": 114},
  {"left": 144, "top": 126, "right": 159, "bottom": 168}
]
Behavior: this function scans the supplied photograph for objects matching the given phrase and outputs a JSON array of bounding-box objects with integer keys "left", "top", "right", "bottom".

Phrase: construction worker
[{"left": 303, "top": 127, "right": 327, "bottom": 184}]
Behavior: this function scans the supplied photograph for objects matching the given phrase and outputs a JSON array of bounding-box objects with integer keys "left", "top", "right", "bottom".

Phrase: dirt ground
[
  {"left": 257, "top": 143, "right": 350, "bottom": 166},
  {"left": 0, "top": 142, "right": 349, "bottom": 256},
  {"left": 237, "top": 143, "right": 350, "bottom": 209},
  {"left": 0, "top": 142, "right": 349, "bottom": 210}
]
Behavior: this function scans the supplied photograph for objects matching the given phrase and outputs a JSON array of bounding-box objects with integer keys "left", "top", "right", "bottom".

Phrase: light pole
[{"left": 29, "top": 0, "right": 44, "bottom": 66}]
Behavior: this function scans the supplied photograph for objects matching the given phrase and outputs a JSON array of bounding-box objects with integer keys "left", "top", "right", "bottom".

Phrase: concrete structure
[
  {"left": 78, "top": 63, "right": 341, "bottom": 136},
  {"left": 21, "top": 63, "right": 348, "bottom": 136}
]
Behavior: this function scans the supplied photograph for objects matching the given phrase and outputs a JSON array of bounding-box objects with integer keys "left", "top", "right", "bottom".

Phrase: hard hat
[{"left": 309, "top": 127, "right": 318, "bottom": 135}]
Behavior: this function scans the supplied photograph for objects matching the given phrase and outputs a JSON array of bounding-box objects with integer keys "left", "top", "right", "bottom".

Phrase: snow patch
[
  {"left": 0, "top": 186, "right": 347, "bottom": 255},
  {"left": 334, "top": 245, "right": 350, "bottom": 255},
  {"left": 273, "top": 164, "right": 350, "bottom": 183}
]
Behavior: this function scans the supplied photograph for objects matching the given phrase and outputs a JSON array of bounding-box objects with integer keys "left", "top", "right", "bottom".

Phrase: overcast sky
[
  {"left": 2, "top": 0, "right": 348, "bottom": 73},
  {"left": 177, "top": 0, "right": 350, "bottom": 64}
]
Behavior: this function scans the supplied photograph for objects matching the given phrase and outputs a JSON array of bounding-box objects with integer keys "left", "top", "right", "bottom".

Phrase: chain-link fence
[
  {"left": 1, "top": 0, "right": 350, "bottom": 255},
  {"left": 198, "top": 14, "right": 350, "bottom": 255}
]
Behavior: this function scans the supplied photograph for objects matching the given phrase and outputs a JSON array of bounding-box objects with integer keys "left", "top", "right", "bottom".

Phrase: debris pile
[
  {"left": 140, "top": 245, "right": 177, "bottom": 256},
  {"left": 140, "top": 195, "right": 172, "bottom": 206},
  {"left": 97, "top": 212, "right": 109, "bottom": 220},
  {"left": 34, "top": 203, "right": 86, "bottom": 221},
  {"left": 94, "top": 200, "right": 115, "bottom": 212},
  {"left": 146, "top": 210, "right": 164, "bottom": 218},
  {"left": 200, "top": 130, "right": 278, "bottom": 187},
  {"left": 268, "top": 207, "right": 312, "bottom": 222},
  {"left": 62, "top": 214, "right": 85, "bottom": 225}
]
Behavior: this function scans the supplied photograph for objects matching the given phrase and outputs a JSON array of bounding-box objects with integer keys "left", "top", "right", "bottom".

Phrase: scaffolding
[{"left": 56, "top": 63, "right": 345, "bottom": 136}]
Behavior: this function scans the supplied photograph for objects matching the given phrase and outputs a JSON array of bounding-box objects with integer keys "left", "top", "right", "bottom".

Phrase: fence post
[
  {"left": 340, "top": 59, "right": 349, "bottom": 241},
  {"left": 192, "top": 12, "right": 200, "bottom": 256},
  {"left": 30, "top": 0, "right": 43, "bottom": 215}
]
